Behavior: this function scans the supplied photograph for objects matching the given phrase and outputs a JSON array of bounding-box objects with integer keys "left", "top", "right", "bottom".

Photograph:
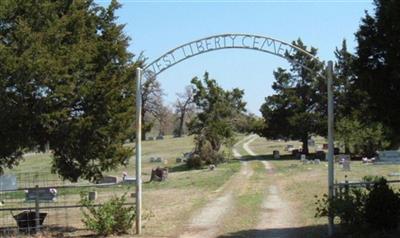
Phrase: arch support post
[
  {"left": 327, "top": 60, "right": 335, "bottom": 237},
  {"left": 135, "top": 67, "right": 143, "bottom": 235}
]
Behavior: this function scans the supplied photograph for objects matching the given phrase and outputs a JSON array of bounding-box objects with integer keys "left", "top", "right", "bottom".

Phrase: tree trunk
[
  {"left": 177, "top": 112, "right": 185, "bottom": 137},
  {"left": 302, "top": 136, "right": 309, "bottom": 155},
  {"left": 344, "top": 143, "right": 350, "bottom": 154}
]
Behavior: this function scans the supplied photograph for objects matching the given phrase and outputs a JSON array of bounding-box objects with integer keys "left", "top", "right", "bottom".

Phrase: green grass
[
  {"left": 144, "top": 160, "right": 241, "bottom": 191},
  {"left": 220, "top": 160, "right": 268, "bottom": 235}
]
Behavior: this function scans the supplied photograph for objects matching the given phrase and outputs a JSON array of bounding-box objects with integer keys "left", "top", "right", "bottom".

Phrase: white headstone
[
  {"left": 273, "top": 150, "right": 280, "bottom": 159},
  {"left": 301, "top": 154, "right": 306, "bottom": 161},
  {"left": 342, "top": 160, "right": 351, "bottom": 171},
  {"left": 377, "top": 150, "right": 400, "bottom": 164}
]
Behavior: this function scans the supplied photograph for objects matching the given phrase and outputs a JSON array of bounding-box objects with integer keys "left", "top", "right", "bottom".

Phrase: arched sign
[
  {"left": 135, "top": 33, "right": 335, "bottom": 236},
  {"left": 143, "top": 33, "right": 323, "bottom": 77}
]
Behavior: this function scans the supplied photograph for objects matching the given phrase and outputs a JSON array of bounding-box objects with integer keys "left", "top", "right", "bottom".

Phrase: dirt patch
[
  {"left": 178, "top": 136, "right": 255, "bottom": 238},
  {"left": 243, "top": 136, "right": 299, "bottom": 238}
]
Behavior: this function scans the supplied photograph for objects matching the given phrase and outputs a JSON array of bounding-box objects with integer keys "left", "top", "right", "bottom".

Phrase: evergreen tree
[
  {"left": 354, "top": 0, "right": 400, "bottom": 145},
  {"left": 334, "top": 40, "right": 358, "bottom": 119},
  {"left": 0, "top": 0, "right": 138, "bottom": 181},
  {"left": 188, "top": 72, "right": 246, "bottom": 153},
  {"left": 259, "top": 39, "right": 325, "bottom": 154}
]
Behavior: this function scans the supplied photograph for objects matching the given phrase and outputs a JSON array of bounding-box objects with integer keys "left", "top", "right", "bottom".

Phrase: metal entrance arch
[{"left": 135, "top": 33, "right": 335, "bottom": 236}]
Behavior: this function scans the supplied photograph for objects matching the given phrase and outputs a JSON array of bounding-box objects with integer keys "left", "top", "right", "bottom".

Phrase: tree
[
  {"left": 188, "top": 72, "right": 246, "bottom": 166},
  {"left": 232, "top": 113, "right": 262, "bottom": 134},
  {"left": 141, "top": 71, "right": 164, "bottom": 139},
  {"left": 333, "top": 40, "right": 361, "bottom": 120},
  {"left": 354, "top": 0, "right": 400, "bottom": 145},
  {"left": 0, "top": 0, "right": 137, "bottom": 181},
  {"left": 174, "top": 85, "right": 194, "bottom": 137},
  {"left": 336, "top": 117, "right": 388, "bottom": 157},
  {"left": 154, "top": 104, "right": 173, "bottom": 136},
  {"left": 259, "top": 39, "right": 325, "bottom": 154}
]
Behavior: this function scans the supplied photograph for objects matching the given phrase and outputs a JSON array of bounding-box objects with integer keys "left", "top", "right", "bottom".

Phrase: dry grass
[
  {"left": 2, "top": 135, "right": 243, "bottom": 237},
  {"left": 248, "top": 136, "right": 400, "bottom": 234}
]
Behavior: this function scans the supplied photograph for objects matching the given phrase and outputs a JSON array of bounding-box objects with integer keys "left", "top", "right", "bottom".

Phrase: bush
[
  {"left": 80, "top": 193, "right": 135, "bottom": 236},
  {"left": 187, "top": 137, "right": 226, "bottom": 169},
  {"left": 364, "top": 178, "right": 400, "bottom": 230},
  {"left": 315, "top": 177, "right": 400, "bottom": 234},
  {"left": 315, "top": 189, "right": 367, "bottom": 232},
  {"left": 187, "top": 154, "right": 203, "bottom": 169}
]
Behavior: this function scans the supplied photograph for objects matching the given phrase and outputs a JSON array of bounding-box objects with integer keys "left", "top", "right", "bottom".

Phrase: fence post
[{"left": 34, "top": 185, "right": 40, "bottom": 233}]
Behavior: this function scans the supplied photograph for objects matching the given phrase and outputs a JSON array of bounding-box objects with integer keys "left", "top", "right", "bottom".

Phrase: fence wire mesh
[{"left": 0, "top": 171, "right": 135, "bottom": 237}]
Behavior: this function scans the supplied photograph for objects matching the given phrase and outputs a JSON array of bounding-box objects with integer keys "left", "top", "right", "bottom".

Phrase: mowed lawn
[{"left": 248, "top": 136, "right": 400, "bottom": 237}]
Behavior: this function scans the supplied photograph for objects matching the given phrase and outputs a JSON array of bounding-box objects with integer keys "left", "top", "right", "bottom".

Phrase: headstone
[
  {"left": 336, "top": 154, "right": 350, "bottom": 164},
  {"left": 273, "top": 150, "right": 280, "bottom": 159},
  {"left": 292, "top": 150, "right": 301, "bottom": 159},
  {"left": 183, "top": 152, "right": 192, "bottom": 159},
  {"left": 314, "top": 159, "right": 321, "bottom": 165},
  {"left": 44, "top": 141, "right": 50, "bottom": 153},
  {"left": 302, "top": 159, "right": 308, "bottom": 165},
  {"left": 150, "top": 167, "right": 168, "bottom": 182},
  {"left": 209, "top": 164, "right": 216, "bottom": 171},
  {"left": 26, "top": 188, "right": 57, "bottom": 202},
  {"left": 308, "top": 139, "right": 315, "bottom": 147},
  {"left": 300, "top": 154, "right": 306, "bottom": 161},
  {"left": 88, "top": 191, "right": 97, "bottom": 201},
  {"left": 156, "top": 135, "right": 164, "bottom": 140},
  {"left": 150, "top": 157, "right": 164, "bottom": 163},
  {"left": 377, "top": 150, "right": 400, "bottom": 164},
  {"left": 0, "top": 174, "right": 17, "bottom": 191},
  {"left": 316, "top": 151, "right": 326, "bottom": 161},
  {"left": 342, "top": 160, "right": 351, "bottom": 171},
  {"left": 286, "top": 144, "right": 294, "bottom": 152},
  {"left": 147, "top": 136, "right": 154, "bottom": 141},
  {"left": 96, "top": 176, "right": 117, "bottom": 184},
  {"left": 122, "top": 176, "right": 136, "bottom": 184}
]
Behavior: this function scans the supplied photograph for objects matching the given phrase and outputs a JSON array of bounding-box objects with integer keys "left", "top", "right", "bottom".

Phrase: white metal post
[
  {"left": 135, "top": 68, "right": 142, "bottom": 235},
  {"left": 327, "top": 61, "right": 335, "bottom": 237}
]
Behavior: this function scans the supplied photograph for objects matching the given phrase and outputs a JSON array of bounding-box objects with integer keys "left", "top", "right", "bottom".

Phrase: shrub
[
  {"left": 315, "top": 177, "right": 400, "bottom": 234},
  {"left": 315, "top": 189, "right": 367, "bottom": 232},
  {"left": 187, "top": 136, "right": 226, "bottom": 169},
  {"left": 187, "top": 154, "right": 203, "bottom": 169},
  {"left": 364, "top": 178, "right": 400, "bottom": 230},
  {"left": 80, "top": 193, "right": 135, "bottom": 236}
]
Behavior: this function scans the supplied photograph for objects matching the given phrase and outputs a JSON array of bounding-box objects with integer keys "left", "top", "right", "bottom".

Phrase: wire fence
[
  {"left": 0, "top": 172, "right": 135, "bottom": 237},
  {"left": 334, "top": 179, "right": 400, "bottom": 198}
]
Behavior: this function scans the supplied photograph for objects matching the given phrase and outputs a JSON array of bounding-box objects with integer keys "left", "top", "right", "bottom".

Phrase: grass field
[
  {"left": 248, "top": 136, "right": 400, "bottom": 237},
  {"left": 1, "top": 135, "right": 243, "bottom": 237},
  {"left": 2, "top": 135, "right": 399, "bottom": 237}
]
